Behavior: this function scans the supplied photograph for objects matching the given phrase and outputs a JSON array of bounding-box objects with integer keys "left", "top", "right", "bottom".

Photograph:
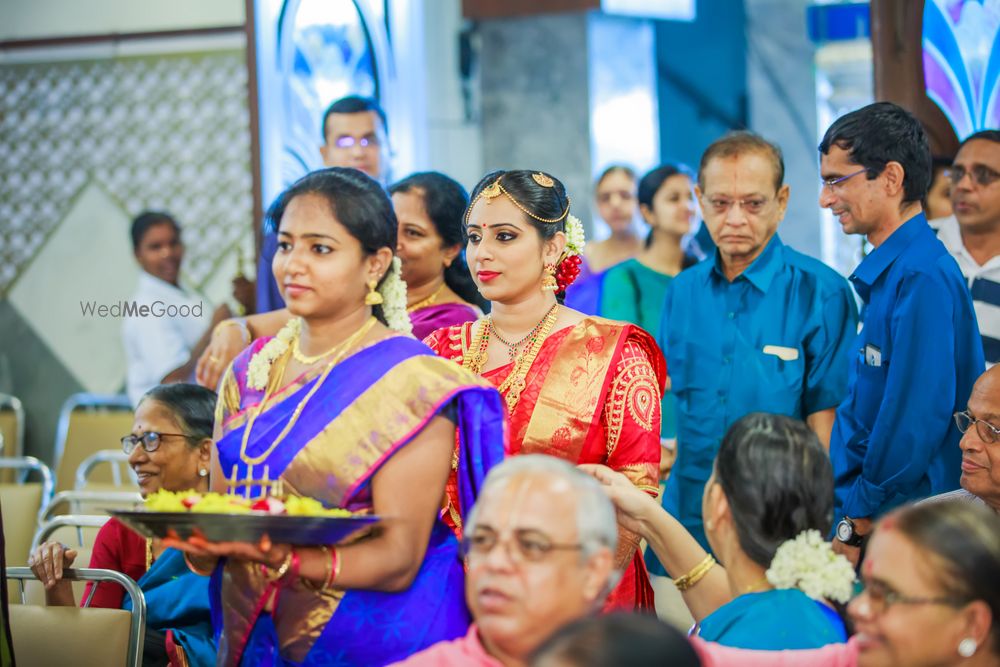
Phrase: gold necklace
[
  {"left": 292, "top": 324, "right": 369, "bottom": 365},
  {"left": 491, "top": 303, "right": 559, "bottom": 362},
  {"left": 407, "top": 283, "right": 446, "bottom": 313},
  {"left": 464, "top": 306, "right": 559, "bottom": 411},
  {"left": 496, "top": 305, "right": 559, "bottom": 411},
  {"left": 239, "top": 318, "right": 377, "bottom": 466},
  {"left": 145, "top": 538, "right": 153, "bottom": 570}
]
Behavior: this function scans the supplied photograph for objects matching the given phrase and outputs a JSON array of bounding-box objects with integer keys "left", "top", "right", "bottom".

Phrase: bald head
[{"left": 958, "top": 366, "right": 1000, "bottom": 511}]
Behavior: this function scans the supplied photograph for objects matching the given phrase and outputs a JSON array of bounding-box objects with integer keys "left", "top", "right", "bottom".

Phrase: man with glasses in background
[
  {"left": 256, "top": 95, "right": 390, "bottom": 311},
  {"left": 931, "top": 130, "right": 1000, "bottom": 368},
  {"left": 394, "top": 456, "right": 618, "bottom": 666},
  {"left": 657, "top": 131, "right": 857, "bottom": 552},
  {"left": 925, "top": 365, "right": 1000, "bottom": 513},
  {"left": 819, "top": 102, "right": 984, "bottom": 565}
]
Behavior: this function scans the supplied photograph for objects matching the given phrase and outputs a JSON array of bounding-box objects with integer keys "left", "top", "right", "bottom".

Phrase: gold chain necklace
[
  {"left": 145, "top": 538, "right": 153, "bottom": 570},
  {"left": 292, "top": 327, "right": 365, "bottom": 365},
  {"left": 464, "top": 305, "right": 559, "bottom": 411},
  {"left": 407, "top": 283, "right": 446, "bottom": 313},
  {"left": 491, "top": 303, "right": 558, "bottom": 362},
  {"left": 239, "top": 318, "right": 377, "bottom": 466}
]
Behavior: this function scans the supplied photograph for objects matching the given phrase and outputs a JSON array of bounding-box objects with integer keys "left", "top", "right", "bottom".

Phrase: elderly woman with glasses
[
  {"left": 691, "top": 500, "right": 1000, "bottom": 667},
  {"left": 29, "top": 383, "right": 217, "bottom": 667}
]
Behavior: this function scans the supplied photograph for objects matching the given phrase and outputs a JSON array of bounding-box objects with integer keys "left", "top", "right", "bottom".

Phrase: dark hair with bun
[{"left": 714, "top": 412, "right": 834, "bottom": 567}]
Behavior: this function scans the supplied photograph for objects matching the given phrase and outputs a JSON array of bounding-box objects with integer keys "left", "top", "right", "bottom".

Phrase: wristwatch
[{"left": 835, "top": 517, "right": 865, "bottom": 547}]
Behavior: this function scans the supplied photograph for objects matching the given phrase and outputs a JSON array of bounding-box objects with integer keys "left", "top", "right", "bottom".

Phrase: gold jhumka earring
[
  {"left": 364, "top": 280, "right": 383, "bottom": 306},
  {"left": 541, "top": 263, "right": 558, "bottom": 291}
]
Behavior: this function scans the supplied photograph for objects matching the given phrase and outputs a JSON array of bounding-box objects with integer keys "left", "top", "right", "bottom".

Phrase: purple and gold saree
[{"left": 211, "top": 334, "right": 507, "bottom": 666}]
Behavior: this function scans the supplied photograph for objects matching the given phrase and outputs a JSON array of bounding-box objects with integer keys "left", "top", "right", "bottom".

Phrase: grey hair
[{"left": 466, "top": 455, "right": 619, "bottom": 558}]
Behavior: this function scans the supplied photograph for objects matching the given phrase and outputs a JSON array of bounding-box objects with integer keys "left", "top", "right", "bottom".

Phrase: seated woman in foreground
[
  {"left": 692, "top": 499, "right": 1000, "bottom": 666},
  {"left": 30, "top": 383, "right": 217, "bottom": 666},
  {"left": 585, "top": 412, "right": 851, "bottom": 649}
]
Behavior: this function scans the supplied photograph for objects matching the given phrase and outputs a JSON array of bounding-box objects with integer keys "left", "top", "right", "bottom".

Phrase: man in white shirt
[
  {"left": 933, "top": 130, "right": 1000, "bottom": 367},
  {"left": 122, "top": 211, "right": 232, "bottom": 404}
]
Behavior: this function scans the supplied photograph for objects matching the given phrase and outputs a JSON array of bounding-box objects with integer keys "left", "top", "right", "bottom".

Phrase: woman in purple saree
[{"left": 175, "top": 168, "right": 506, "bottom": 667}]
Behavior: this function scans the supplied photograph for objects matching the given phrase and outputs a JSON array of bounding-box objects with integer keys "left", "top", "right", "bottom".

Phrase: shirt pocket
[
  {"left": 851, "top": 353, "right": 889, "bottom": 427},
  {"left": 750, "top": 345, "right": 806, "bottom": 414}
]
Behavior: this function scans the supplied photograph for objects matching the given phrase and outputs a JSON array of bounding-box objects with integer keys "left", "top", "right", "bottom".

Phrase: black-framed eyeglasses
[
  {"left": 821, "top": 167, "right": 869, "bottom": 191},
  {"left": 954, "top": 410, "right": 1000, "bottom": 444},
  {"left": 333, "top": 135, "right": 379, "bottom": 150},
  {"left": 460, "top": 529, "right": 586, "bottom": 563},
  {"left": 948, "top": 164, "right": 1000, "bottom": 187},
  {"left": 704, "top": 196, "right": 771, "bottom": 216},
  {"left": 856, "top": 578, "right": 966, "bottom": 616},
  {"left": 121, "top": 431, "right": 191, "bottom": 455}
]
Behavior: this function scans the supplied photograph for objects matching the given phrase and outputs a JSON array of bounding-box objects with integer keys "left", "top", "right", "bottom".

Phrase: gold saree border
[{"left": 519, "top": 318, "right": 629, "bottom": 459}]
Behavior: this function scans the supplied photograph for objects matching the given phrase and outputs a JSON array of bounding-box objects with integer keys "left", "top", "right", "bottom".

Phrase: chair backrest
[
  {"left": 75, "top": 449, "right": 139, "bottom": 492},
  {"left": 0, "top": 396, "right": 25, "bottom": 485},
  {"left": 0, "top": 484, "right": 44, "bottom": 568},
  {"left": 42, "top": 490, "right": 142, "bottom": 522},
  {"left": 31, "top": 515, "right": 109, "bottom": 554},
  {"left": 7, "top": 566, "right": 145, "bottom": 667},
  {"left": 53, "top": 394, "right": 133, "bottom": 494}
]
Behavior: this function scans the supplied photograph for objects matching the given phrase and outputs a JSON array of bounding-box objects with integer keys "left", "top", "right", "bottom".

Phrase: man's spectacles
[
  {"left": 856, "top": 578, "right": 966, "bottom": 616},
  {"left": 821, "top": 168, "right": 869, "bottom": 191},
  {"left": 333, "top": 135, "right": 379, "bottom": 150},
  {"left": 704, "top": 196, "right": 771, "bottom": 216},
  {"left": 949, "top": 164, "right": 1000, "bottom": 187},
  {"left": 460, "top": 529, "right": 586, "bottom": 563},
  {"left": 121, "top": 431, "right": 191, "bottom": 455},
  {"left": 954, "top": 410, "right": 1000, "bottom": 444}
]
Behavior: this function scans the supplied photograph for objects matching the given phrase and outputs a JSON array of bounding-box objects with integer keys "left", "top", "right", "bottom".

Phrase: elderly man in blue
[
  {"left": 656, "top": 131, "right": 858, "bottom": 556},
  {"left": 819, "top": 103, "right": 985, "bottom": 566}
]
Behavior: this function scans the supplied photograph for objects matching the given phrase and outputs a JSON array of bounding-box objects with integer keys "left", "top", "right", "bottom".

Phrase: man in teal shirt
[{"left": 656, "top": 132, "right": 858, "bottom": 553}]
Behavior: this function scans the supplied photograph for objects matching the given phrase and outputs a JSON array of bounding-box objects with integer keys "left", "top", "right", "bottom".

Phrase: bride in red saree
[{"left": 425, "top": 169, "right": 666, "bottom": 612}]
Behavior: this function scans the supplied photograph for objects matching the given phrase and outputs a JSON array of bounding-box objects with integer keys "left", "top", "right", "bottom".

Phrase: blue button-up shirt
[
  {"left": 831, "top": 214, "right": 984, "bottom": 522},
  {"left": 659, "top": 236, "right": 858, "bottom": 549}
]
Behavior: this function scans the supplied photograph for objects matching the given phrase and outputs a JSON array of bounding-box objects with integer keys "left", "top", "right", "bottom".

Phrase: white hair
[{"left": 466, "top": 454, "right": 619, "bottom": 558}]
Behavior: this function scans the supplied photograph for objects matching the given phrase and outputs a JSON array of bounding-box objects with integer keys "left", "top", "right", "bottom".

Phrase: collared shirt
[
  {"left": 933, "top": 215, "right": 1000, "bottom": 366},
  {"left": 660, "top": 235, "right": 858, "bottom": 547},
  {"left": 122, "top": 272, "right": 211, "bottom": 405},
  {"left": 831, "top": 213, "right": 984, "bottom": 522},
  {"left": 389, "top": 625, "right": 502, "bottom": 667}
]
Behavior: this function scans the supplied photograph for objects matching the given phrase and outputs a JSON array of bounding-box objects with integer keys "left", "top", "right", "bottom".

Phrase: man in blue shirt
[
  {"left": 820, "top": 102, "right": 984, "bottom": 565},
  {"left": 657, "top": 132, "right": 858, "bottom": 552}
]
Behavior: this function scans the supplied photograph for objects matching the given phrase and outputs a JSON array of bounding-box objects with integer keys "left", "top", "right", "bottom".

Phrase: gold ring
[{"left": 209, "top": 355, "right": 220, "bottom": 363}]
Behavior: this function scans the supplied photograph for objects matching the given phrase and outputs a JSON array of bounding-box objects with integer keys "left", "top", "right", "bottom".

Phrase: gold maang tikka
[{"left": 464, "top": 175, "right": 571, "bottom": 226}]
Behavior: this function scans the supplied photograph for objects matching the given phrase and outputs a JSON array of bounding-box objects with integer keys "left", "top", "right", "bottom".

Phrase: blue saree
[
  {"left": 695, "top": 588, "right": 847, "bottom": 650},
  {"left": 212, "top": 334, "right": 507, "bottom": 666},
  {"left": 122, "top": 548, "right": 215, "bottom": 666}
]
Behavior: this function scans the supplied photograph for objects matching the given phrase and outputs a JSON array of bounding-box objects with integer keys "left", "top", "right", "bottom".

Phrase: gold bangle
[
  {"left": 302, "top": 546, "right": 331, "bottom": 591},
  {"left": 214, "top": 319, "right": 251, "bottom": 345},
  {"left": 674, "top": 554, "right": 716, "bottom": 592}
]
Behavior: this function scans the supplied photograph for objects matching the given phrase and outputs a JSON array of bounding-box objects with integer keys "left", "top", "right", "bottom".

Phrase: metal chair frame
[
  {"left": 41, "top": 490, "right": 142, "bottom": 523},
  {"left": 0, "top": 456, "right": 55, "bottom": 524},
  {"left": 30, "top": 514, "right": 111, "bottom": 554},
  {"left": 0, "top": 393, "right": 25, "bottom": 459},
  {"left": 52, "top": 393, "right": 132, "bottom": 489},
  {"left": 7, "top": 566, "right": 146, "bottom": 667},
  {"left": 75, "top": 449, "right": 138, "bottom": 490}
]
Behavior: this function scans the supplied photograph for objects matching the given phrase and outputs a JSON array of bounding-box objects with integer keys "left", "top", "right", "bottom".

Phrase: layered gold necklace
[
  {"left": 239, "top": 317, "right": 377, "bottom": 466},
  {"left": 465, "top": 303, "right": 559, "bottom": 412}
]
